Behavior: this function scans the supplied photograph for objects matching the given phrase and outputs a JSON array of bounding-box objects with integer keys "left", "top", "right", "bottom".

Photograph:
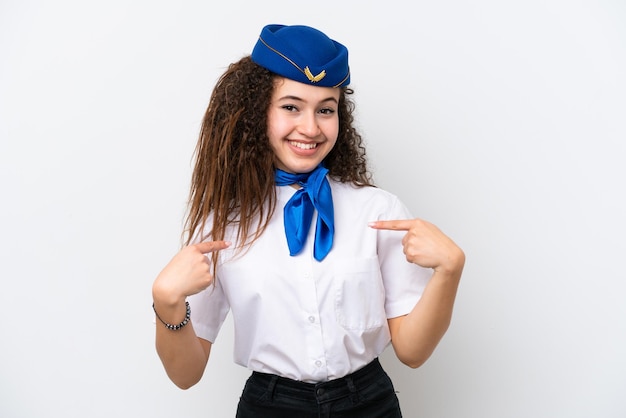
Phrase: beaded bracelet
[{"left": 153, "top": 301, "right": 190, "bottom": 330}]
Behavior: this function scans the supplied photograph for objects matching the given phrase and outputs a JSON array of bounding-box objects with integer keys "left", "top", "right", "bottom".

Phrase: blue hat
[{"left": 251, "top": 24, "right": 350, "bottom": 88}]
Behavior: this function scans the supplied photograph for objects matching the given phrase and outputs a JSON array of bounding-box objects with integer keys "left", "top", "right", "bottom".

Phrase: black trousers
[{"left": 235, "top": 358, "right": 402, "bottom": 418}]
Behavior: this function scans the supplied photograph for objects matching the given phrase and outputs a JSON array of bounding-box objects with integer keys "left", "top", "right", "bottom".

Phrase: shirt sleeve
[
  {"left": 377, "top": 196, "right": 432, "bottom": 318},
  {"left": 185, "top": 216, "right": 231, "bottom": 343},
  {"left": 187, "top": 272, "right": 231, "bottom": 344}
]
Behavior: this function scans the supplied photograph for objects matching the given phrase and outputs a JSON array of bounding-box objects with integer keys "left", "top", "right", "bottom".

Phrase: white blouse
[{"left": 188, "top": 180, "right": 431, "bottom": 383}]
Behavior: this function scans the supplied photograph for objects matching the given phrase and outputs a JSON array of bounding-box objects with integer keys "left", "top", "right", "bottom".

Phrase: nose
[{"left": 297, "top": 112, "right": 321, "bottom": 138}]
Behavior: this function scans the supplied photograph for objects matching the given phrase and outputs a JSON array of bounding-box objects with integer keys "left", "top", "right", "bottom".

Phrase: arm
[
  {"left": 152, "top": 241, "right": 230, "bottom": 389},
  {"left": 369, "top": 219, "right": 465, "bottom": 368}
]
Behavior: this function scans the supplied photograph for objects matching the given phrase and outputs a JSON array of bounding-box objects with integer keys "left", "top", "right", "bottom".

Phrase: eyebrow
[{"left": 276, "top": 95, "right": 338, "bottom": 104}]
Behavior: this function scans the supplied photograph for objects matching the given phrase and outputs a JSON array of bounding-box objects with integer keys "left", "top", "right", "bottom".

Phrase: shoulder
[
  {"left": 329, "top": 180, "right": 412, "bottom": 218},
  {"left": 329, "top": 180, "right": 400, "bottom": 203}
]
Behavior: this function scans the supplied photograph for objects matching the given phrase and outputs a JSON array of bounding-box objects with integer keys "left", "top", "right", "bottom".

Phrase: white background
[{"left": 1, "top": 1, "right": 625, "bottom": 417}]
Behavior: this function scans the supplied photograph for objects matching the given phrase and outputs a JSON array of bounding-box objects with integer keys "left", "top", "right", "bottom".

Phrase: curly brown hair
[{"left": 183, "top": 56, "right": 374, "bottom": 262}]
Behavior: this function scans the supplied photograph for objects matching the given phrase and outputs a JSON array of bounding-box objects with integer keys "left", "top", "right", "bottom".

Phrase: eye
[
  {"left": 281, "top": 104, "right": 298, "bottom": 112},
  {"left": 319, "top": 107, "right": 336, "bottom": 115}
]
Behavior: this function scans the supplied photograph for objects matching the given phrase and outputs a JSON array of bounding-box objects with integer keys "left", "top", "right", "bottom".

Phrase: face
[{"left": 267, "top": 77, "right": 340, "bottom": 174}]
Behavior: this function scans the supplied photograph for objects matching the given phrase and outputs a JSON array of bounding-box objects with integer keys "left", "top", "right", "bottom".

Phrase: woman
[{"left": 152, "top": 24, "right": 465, "bottom": 417}]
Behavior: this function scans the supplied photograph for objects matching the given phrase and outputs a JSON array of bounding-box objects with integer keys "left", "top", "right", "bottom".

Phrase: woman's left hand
[{"left": 369, "top": 219, "right": 465, "bottom": 275}]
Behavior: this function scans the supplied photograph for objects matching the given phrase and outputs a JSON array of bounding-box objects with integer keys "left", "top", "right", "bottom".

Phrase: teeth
[{"left": 289, "top": 141, "right": 317, "bottom": 150}]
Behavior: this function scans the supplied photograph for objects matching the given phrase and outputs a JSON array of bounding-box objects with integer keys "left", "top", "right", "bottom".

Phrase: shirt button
[
  {"left": 308, "top": 316, "right": 315, "bottom": 323},
  {"left": 315, "top": 360, "right": 322, "bottom": 367}
]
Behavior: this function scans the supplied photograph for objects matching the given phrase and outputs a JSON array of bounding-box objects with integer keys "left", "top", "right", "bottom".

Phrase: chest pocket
[{"left": 334, "top": 256, "right": 386, "bottom": 330}]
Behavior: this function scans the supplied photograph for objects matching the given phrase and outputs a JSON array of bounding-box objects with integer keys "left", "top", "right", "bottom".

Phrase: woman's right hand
[{"left": 152, "top": 241, "right": 231, "bottom": 306}]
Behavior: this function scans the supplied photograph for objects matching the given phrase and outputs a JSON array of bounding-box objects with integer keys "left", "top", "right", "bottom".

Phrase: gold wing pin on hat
[{"left": 304, "top": 66, "right": 326, "bottom": 83}]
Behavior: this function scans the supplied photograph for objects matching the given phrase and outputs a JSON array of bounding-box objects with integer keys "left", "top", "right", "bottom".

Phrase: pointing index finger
[
  {"left": 368, "top": 220, "right": 413, "bottom": 231},
  {"left": 193, "top": 240, "right": 232, "bottom": 254}
]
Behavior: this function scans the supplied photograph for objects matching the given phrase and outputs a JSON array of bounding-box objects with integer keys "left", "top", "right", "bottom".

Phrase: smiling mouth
[{"left": 288, "top": 141, "right": 318, "bottom": 150}]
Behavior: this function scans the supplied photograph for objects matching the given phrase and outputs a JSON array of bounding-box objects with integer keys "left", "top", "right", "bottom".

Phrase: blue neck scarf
[{"left": 274, "top": 164, "right": 334, "bottom": 261}]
